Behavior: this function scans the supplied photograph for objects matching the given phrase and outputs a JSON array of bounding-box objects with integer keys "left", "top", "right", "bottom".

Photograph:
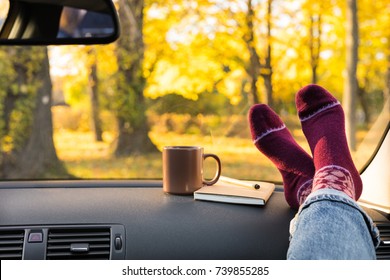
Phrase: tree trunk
[
  {"left": 262, "top": 73, "right": 273, "bottom": 106},
  {"left": 244, "top": 0, "right": 261, "bottom": 104},
  {"left": 243, "top": 0, "right": 274, "bottom": 106},
  {"left": 356, "top": 76, "right": 372, "bottom": 125},
  {"left": 260, "top": 0, "right": 273, "bottom": 108},
  {"left": 88, "top": 48, "right": 103, "bottom": 142},
  {"left": 343, "top": 0, "right": 358, "bottom": 151},
  {"left": 115, "top": 0, "right": 158, "bottom": 156},
  {"left": 384, "top": 38, "right": 390, "bottom": 113},
  {"left": 309, "top": 13, "right": 322, "bottom": 85},
  {"left": 6, "top": 48, "right": 67, "bottom": 178}
]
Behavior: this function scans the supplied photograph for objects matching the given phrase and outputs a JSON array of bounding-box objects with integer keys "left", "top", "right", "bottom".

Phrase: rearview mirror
[{"left": 0, "top": 0, "right": 120, "bottom": 45}]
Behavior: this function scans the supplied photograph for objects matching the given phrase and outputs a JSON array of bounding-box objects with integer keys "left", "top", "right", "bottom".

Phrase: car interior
[{"left": 0, "top": 0, "right": 389, "bottom": 260}]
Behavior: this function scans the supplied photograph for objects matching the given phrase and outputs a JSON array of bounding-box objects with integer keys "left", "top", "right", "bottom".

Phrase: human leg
[
  {"left": 248, "top": 104, "right": 315, "bottom": 209},
  {"left": 295, "top": 84, "right": 362, "bottom": 200},
  {"left": 287, "top": 85, "right": 380, "bottom": 259},
  {"left": 287, "top": 189, "right": 380, "bottom": 259},
  {"left": 248, "top": 85, "right": 380, "bottom": 259}
]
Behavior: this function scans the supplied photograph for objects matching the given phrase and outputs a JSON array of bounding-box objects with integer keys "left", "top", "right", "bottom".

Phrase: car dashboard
[{"left": 0, "top": 180, "right": 389, "bottom": 260}]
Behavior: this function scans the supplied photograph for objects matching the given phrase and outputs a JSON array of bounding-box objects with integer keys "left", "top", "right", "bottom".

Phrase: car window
[{"left": 0, "top": 0, "right": 389, "bottom": 182}]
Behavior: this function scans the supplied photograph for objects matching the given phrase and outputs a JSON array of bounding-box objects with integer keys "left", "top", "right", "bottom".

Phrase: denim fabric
[{"left": 287, "top": 189, "right": 381, "bottom": 260}]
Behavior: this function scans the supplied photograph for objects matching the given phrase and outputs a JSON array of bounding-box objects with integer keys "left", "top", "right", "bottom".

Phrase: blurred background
[{"left": 0, "top": 0, "right": 389, "bottom": 181}]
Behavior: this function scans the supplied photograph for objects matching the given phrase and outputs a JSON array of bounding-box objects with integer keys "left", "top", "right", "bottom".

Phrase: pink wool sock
[
  {"left": 248, "top": 104, "right": 315, "bottom": 209},
  {"left": 295, "top": 84, "right": 362, "bottom": 200}
]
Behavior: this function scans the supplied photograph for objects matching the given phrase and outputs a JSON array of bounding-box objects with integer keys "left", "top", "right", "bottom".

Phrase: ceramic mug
[{"left": 163, "top": 146, "right": 222, "bottom": 195}]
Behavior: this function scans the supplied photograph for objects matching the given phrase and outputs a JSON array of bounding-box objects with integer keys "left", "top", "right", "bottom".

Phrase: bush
[{"left": 149, "top": 112, "right": 251, "bottom": 138}]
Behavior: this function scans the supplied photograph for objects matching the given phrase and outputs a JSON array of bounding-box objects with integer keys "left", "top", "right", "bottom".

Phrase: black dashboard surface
[{"left": 0, "top": 181, "right": 296, "bottom": 259}]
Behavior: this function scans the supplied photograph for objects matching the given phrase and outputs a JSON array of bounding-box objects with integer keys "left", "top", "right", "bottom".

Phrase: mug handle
[{"left": 202, "top": 154, "right": 222, "bottom": 186}]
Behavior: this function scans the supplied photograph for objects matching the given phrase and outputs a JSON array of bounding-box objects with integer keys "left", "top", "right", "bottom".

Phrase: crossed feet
[{"left": 248, "top": 84, "right": 362, "bottom": 209}]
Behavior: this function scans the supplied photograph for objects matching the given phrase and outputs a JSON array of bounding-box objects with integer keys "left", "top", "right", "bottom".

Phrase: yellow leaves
[
  {"left": 48, "top": 0, "right": 390, "bottom": 113},
  {"left": 1, "top": 135, "right": 13, "bottom": 153},
  {"left": 216, "top": 69, "right": 246, "bottom": 105},
  {"left": 145, "top": 51, "right": 223, "bottom": 100},
  {"left": 95, "top": 45, "right": 118, "bottom": 75}
]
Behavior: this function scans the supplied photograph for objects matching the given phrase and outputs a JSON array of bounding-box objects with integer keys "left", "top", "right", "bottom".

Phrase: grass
[
  {"left": 54, "top": 130, "right": 161, "bottom": 179},
  {"left": 54, "top": 129, "right": 282, "bottom": 181},
  {"left": 53, "top": 118, "right": 374, "bottom": 182}
]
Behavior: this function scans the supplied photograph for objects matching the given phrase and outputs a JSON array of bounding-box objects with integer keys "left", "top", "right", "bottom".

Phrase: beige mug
[{"left": 163, "top": 146, "right": 222, "bottom": 195}]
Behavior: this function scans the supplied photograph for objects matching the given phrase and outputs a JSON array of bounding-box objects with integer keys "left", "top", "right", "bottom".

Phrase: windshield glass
[{"left": 0, "top": 0, "right": 389, "bottom": 181}]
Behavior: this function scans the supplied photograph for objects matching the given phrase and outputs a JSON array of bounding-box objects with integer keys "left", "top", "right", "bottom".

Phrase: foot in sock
[
  {"left": 248, "top": 104, "right": 315, "bottom": 209},
  {"left": 295, "top": 84, "right": 362, "bottom": 200}
]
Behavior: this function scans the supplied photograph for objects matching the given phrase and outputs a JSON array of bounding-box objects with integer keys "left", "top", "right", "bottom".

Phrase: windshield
[{"left": 0, "top": 0, "right": 389, "bottom": 182}]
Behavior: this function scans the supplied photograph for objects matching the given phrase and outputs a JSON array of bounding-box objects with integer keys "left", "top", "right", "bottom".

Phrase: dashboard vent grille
[
  {"left": 0, "top": 229, "right": 25, "bottom": 260},
  {"left": 376, "top": 222, "right": 390, "bottom": 260},
  {"left": 47, "top": 227, "right": 111, "bottom": 260}
]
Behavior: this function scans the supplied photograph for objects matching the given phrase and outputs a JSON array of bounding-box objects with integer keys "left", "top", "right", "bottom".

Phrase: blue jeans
[{"left": 287, "top": 189, "right": 381, "bottom": 259}]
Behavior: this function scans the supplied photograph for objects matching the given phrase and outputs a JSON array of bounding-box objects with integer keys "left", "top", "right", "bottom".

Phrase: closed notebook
[{"left": 194, "top": 176, "right": 275, "bottom": 206}]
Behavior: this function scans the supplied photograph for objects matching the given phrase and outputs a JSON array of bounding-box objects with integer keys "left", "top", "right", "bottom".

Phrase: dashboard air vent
[
  {"left": 47, "top": 227, "right": 111, "bottom": 260},
  {"left": 376, "top": 222, "right": 390, "bottom": 260},
  {"left": 0, "top": 229, "right": 25, "bottom": 260}
]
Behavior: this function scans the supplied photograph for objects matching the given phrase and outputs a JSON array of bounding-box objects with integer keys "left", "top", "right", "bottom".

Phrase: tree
[
  {"left": 2, "top": 47, "right": 67, "bottom": 178},
  {"left": 88, "top": 47, "right": 103, "bottom": 142},
  {"left": 383, "top": 6, "right": 390, "bottom": 113},
  {"left": 122, "top": 0, "right": 388, "bottom": 126},
  {"left": 242, "top": 0, "right": 273, "bottom": 106},
  {"left": 114, "top": 0, "right": 158, "bottom": 156},
  {"left": 143, "top": 0, "right": 233, "bottom": 103},
  {"left": 376, "top": 32, "right": 390, "bottom": 113},
  {"left": 343, "top": 0, "right": 359, "bottom": 151},
  {"left": 243, "top": 0, "right": 261, "bottom": 104},
  {"left": 261, "top": 0, "right": 273, "bottom": 107},
  {"left": 50, "top": 44, "right": 117, "bottom": 138},
  {"left": 308, "top": 5, "right": 322, "bottom": 84},
  {"left": 385, "top": 40, "right": 390, "bottom": 112}
]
